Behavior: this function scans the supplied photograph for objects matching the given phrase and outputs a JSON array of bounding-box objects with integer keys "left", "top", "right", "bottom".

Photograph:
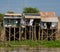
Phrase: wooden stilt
[
  {"left": 38, "top": 26, "right": 40, "bottom": 40},
  {"left": 32, "top": 26, "right": 33, "bottom": 40},
  {"left": 19, "top": 19, "right": 21, "bottom": 40},
  {"left": 34, "top": 25, "right": 36, "bottom": 40},
  {"left": 51, "top": 29, "right": 53, "bottom": 40},
  {"left": 19, "top": 27, "right": 21, "bottom": 40},
  {"left": 14, "top": 27, "right": 15, "bottom": 41},
  {"left": 42, "top": 29, "right": 43, "bottom": 40},
  {"left": 56, "top": 29, "right": 58, "bottom": 40},
  {"left": 9, "top": 27, "right": 11, "bottom": 41},
  {"left": 4, "top": 27, "right": 6, "bottom": 41},
  {"left": 47, "top": 29, "right": 48, "bottom": 40},
  {"left": 29, "top": 26, "right": 31, "bottom": 40},
  {"left": 25, "top": 26, "right": 26, "bottom": 40}
]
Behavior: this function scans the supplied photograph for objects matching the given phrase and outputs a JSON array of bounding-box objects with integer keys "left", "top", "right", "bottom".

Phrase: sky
[{"left": 0, "top": 0, "right": 60, "bottom": 16}]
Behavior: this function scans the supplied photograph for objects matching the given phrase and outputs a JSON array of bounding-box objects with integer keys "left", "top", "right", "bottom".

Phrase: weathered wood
[
  {"left": 25, "top": 27, "right": 26, "bottom": 40},
  {"left": 14, "top": 27, "right": 15, "bottom": 41},
  {"left": 29, "top": 26, "right": 31, "bottom": 40},
  {"left": 38, "top": 26, "right": 40, "bottom": 40},
  {"left": 9, "top": 27, "right": 11, "bottom": 41},
  {"left": 19, "top": 27, "right": 21, "bottom": 40},
  {"left": 34, "top": 25, "right": 36, "bottom": 40},
  {"left": 32, "top": 26, "right": 33, "bottom": 40},
  {"left": 42, "top": 29, "right": 43, "bottom": 40},
  {"left": 4, "top": 27, "right": 6, "bottom": 41},
  {"left": 4, "top": 25, "right": 58, "bottom": 41},
  {"left": 46, "top": 29, "right": 48, "bottom": 40}
]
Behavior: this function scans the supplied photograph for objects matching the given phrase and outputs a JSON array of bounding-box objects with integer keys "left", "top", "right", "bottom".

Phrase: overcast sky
[{"left": 0, "top": 0, "right": 60, "bottom": 16}]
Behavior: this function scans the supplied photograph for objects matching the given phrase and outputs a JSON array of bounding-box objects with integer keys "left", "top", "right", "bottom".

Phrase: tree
[
  {"left": 0, "top": 13, "right": 4, "bottom": 21},
  {"left": 23, "top": 7, "right": 40, "bottom": 13},
  {"left": 0, "top": 13, "right": 4, "bottom": 27},
  {"left": 7, "top": 11, "right": 15, "bottom": 14}
]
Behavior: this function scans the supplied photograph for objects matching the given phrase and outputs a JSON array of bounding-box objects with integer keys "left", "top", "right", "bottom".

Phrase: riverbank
[{"left": 1, "top": 40, "right": 60, "bottom": 48}]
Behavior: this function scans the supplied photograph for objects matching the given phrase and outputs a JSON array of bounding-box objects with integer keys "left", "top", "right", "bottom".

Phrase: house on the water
[{"left": 3, "top": 12, "right": 58, "bottom": 41}]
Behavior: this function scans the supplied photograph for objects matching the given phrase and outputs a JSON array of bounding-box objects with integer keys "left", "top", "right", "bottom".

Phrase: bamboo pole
[
  {"left": 19, "top": 27, "right": 21, "bottom": 40},
  {"left": 42, "top": 29, "right": 43, "bottom": 40},
  {"left": 19, "top": 19, "right": 21, "bottom": 40},
  {"left": 4, "top": 27, "right": 6, "bottom": 41},
  {"left": 29, "top": 26, "right": 31, "bottom": 40},
  {"left": 34, "top": 25, "right": 36, "bottom": 40},
  {"left": 47, "top": 29, "right": 48, "bottom": 40},
  {"left": 32, "top": 26, "right": 33, "bottom": 40},
  {"left": 38, "top": 26, "right": 40, "bottom": 40},
  {"left": 9, "top": 27, "right": 11, "bottom": 41},
  {"left": 51, "top": 29, "right": 53, "bottom": 40},
  {"left": 14, "top": 27, "right": 15, "bottom": 41},
  {"left": 25, "top": 26, "right": 26, "bottom": 40}
]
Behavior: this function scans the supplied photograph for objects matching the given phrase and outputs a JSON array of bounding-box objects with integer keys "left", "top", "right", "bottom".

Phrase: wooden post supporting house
[
  {"left": 19, "top": 27, "right": 21, "bottom": 40},
  {"left": 3, "top": 13, "right": 22, "bottom": 41},
  {"left": 41, "top": 17, "right": 58, "bottom": 41},
  {"left": 32, "top": 26, "right": 33, "bottom": 40},
  {"left": 9, "top": 27, "right": 11, "bottom": 41}
]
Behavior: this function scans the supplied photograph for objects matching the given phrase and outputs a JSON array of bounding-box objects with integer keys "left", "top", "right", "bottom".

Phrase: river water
[{"left": 0, "top": 47, "right": 60, "bottom": 52}]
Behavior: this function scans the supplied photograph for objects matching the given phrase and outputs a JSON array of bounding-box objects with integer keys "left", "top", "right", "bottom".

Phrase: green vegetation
[
  {"left": 1, "top": 40, "right": 60, "bottom": 48},
  {"left": 7, "top": 11, "right": 15, "bottom": 14},
  {"left": 0, "top": 13, "right": 4, "bottom": 21},
  {"left": 23, "top": 7, "right": 40, "bottom": 13}
]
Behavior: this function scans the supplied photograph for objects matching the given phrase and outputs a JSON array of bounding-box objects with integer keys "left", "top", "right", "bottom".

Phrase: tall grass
[{"left": 5, "top": 40, "right": 60, "bottom": 48}]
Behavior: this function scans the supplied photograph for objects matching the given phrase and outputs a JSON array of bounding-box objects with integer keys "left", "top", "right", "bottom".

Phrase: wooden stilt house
[
  {"left": 3, "top": 12, "right": 58, "bottom": 41},
  {"left": 40, "top": 12, "right": 58, "bottom": 40},
  {"left": 3, "top": 13, "right": 22, "bottom": 41}
]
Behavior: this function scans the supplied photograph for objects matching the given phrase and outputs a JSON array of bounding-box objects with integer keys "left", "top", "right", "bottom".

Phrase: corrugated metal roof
[
  {"left": 4, "top": 17, "right": 22, "bottom": 19},
  {"left": 41, "top": 17, "right": 58, "bottom": 22},
  {"left": 25, "top": 16, "right": 41, "bottom": 19},
  {"left": 40, "top": 12, "right": 55, "bottom": 17},
  {"left": 5, "top": 13, "right": 22, "bottom": 16},
  {"left": 23, "top": 13, "right": 40, "bottom": 16}
]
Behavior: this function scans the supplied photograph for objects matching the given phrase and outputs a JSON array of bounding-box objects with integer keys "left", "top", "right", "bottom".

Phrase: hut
[
  {"left": 40, "top": 12, "right": 58, "bottom": 40},
  {"left": 3, "top": 13, "right": 22, "bottom": 41},
  {"left": 22, "top": 13, "right": 41, "bottom": 40}
]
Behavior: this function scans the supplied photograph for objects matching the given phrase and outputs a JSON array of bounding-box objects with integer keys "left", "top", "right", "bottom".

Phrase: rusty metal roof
[
  {"left": 24, "top": 13, "right": 40, "bottom": 19},
  {"left": 40, "top": 12, "right": 55, "bottom": 17},
  {"left": 25, "top": 16, "right": 41, "bottom": 19},
  {"left": 41, "top": 17, "right": 58, "bottom": 22},
  {"left": 5, "top": 13, "right": 22, "bottom": 16}
]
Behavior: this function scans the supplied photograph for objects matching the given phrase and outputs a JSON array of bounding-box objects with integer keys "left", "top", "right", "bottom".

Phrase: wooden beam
[
  {"left": 38, "top": 26, "right": 40, "bottom": 40},
  {"left": 14, "top": 27, "right": 15, "bottom": 41},
  {"left": 34, "top": 25, "right": 36, "bottom": 40},
  {"left": 25, "top": 27, "right": 26, "bottom": 40},
  {"left": 42, "top": 29, "right": 43, "bottom": 40},
  {"left": 32, "top": 26, "right": 33, "bottom": 40},
  {"left": 29, "top": 26, "right": 31, "bottom": 40},
  {"left": 9, "top": 27, "right": 11, "bottom": 41},
  {"left": 4, "top": 27, "right": 6, "bottom": 41},
  {"left": 19, "top": 27, "right": 21, "bottom": 40}
]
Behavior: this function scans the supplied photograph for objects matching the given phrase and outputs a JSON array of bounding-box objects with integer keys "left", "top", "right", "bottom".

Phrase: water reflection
[{"left": 0, "top": 47, "right": 60, "bottom": 52}]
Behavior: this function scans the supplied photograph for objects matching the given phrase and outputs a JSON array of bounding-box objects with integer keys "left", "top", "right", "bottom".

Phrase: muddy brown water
[{"left": 0, "top": 47, "right": 60, "bottom": 52}]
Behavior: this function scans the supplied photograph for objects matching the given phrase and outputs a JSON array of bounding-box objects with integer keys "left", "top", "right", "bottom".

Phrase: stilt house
[{"left": 3, "top": 12, "right": 58, "bottom": 41}]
